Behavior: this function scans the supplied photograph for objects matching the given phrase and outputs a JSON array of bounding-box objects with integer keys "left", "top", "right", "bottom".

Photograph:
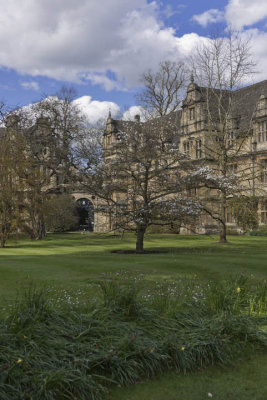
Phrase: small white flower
[{"left": 208, "top": 393, "right": 213, "bottom": 398}]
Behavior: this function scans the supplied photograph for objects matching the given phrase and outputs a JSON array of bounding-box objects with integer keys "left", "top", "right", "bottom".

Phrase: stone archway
[{"left": 76, "top": 198, "right": 94, "bottom": 231}]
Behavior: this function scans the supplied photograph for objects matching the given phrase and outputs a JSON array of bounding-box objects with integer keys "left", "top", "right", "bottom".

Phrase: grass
[
  {"left": 0, "top": 232, "right": 266, "bottom": 399},
  {"left": 0, "top": 232, "right": 267, "bottom": 303},
  {"left": 110, "top": 351, "right": 267, "bottom": 400}
]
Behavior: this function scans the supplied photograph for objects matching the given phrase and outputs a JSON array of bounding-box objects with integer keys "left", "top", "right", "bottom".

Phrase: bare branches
[
  {"left": 192, "top": 29, "right": 256, "bottom": 91},
  {"left": 190, "top": 29, "right": 256, "bottom": 242},
  {"left": 136, "top": 61, "right": 186, "bottom": 118}
]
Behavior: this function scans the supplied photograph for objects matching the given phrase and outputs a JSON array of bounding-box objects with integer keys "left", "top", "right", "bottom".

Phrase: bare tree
[
  {"left": 191, "top": 29, "right": 256, "bottom": 242},
  {"left": 136, "top": 61, "right": 186, "bottom": 118}
]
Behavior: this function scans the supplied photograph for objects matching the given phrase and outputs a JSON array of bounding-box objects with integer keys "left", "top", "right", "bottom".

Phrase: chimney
[{"left": 134, "top": 114, "right": 140, "bottom": 122}]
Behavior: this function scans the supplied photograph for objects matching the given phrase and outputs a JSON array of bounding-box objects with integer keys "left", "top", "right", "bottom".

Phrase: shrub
[
  {"left": 250, "top": 225, "right": 267, "bottom": 236},
  {"left": 44, "top": 194, "right": 79, "bottom": 232},
  {"left": 226, "top": 227, "right": 239, "bottom": 235}
]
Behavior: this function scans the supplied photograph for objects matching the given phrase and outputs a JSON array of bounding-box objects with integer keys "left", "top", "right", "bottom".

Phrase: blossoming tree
[{"left": 84, "top": 118, "right": 201, "bottom": 253}]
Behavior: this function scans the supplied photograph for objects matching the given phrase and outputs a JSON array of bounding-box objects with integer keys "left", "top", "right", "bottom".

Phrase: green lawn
[
  {"left": 0, "top": 233, "right": 267, "bottom": 303},
  {"left": 0, "top": 233, "right": 266, "bottom": 399},
  {"left": 110, "top": 351, "right": 267, "bottom": 400}
]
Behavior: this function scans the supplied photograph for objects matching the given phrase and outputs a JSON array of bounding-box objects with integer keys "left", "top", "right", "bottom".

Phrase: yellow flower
[
  {"left": 150, "top": 348, "right": 155, "bottom": 353},
  {"left": 181, "top": 346, "right": 185, "bottom": 351},
  {"left": 24, "top": 335, "right": 27, "bottom": 339},
  {"left": 17, "top": 359, "right": 22, "bottom": 364},
  {"left": 236, "top": 287, "right": 241, "bottom": 293}
]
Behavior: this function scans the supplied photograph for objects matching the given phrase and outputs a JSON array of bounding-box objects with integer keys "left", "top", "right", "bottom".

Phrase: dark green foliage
[
  {"left": 44, "top": 194, "right": 79, "bottom": 232},
  {"left": 250, "top": 225, "right": 267, "bottom": 236},
  {"left": 228, "top": 196, "right": 259, "bottom": 232},
  {"left": 0, "top": 277, "right": 266, "bottom": 400}
]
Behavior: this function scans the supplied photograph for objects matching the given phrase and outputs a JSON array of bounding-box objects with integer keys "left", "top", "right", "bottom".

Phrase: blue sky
[{"left": 0, "top": 0, "right": 267, "bottom": 122}]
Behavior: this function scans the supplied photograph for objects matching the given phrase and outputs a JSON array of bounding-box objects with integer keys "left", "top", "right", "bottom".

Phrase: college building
[{"left": 92, "top": 77, "right": 267, "bottom": 234}]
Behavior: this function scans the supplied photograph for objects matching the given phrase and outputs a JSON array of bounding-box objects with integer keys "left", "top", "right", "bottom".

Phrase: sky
[{"left": 1, "top": 0, "right": 267, "bottom": 123}]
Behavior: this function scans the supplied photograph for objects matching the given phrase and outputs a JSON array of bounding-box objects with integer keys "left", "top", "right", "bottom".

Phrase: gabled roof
[
  {"left": 106, "top": 79, "right": 267, "bottom": 137},
  {"left": 233, "top": 80, "right": 267, "bottom": 129},
  {"left": 172, "top": 80, "right": 267, "bottom": 133}
]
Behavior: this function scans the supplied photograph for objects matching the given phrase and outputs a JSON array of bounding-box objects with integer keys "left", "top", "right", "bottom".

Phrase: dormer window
[
  {"left": 189, "top": 107, "right": 195, "bottom": 120},
  {"left": 258, "top": 121, "right": 267, "bottom": 142}
]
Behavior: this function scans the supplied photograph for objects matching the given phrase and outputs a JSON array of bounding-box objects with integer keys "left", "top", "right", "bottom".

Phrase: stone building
[{"left": 95, "top": 77, "right": 267, "bottom": 234}]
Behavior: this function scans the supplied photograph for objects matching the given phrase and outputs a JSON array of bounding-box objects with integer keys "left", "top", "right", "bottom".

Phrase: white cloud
[
  {"left": 73, "top": 96, "right": 121, "bottom": 124},
  {"left": 192, "top": 9, "right": 224, "bottom": 27},
  {"left": 192, "top": 1, "right": 267, "bottom": 31},
  {"left": 0, "top": 0, "right": 205, "bottom": 90},
  {"left": 81, "top": 73, "right": 123, "bottom": 92},
  {"left": 14, "top": 94, "right": 121, "bottom": 126},
  {"left": 122, "top": 105, "right": 145, "bottom": 121},
  {"left": 161, "top": 4, "right": 185, "bottom": 19},
  {"left": 3, "top": 0, "right": 266, "bottom": 96},
  {"left": 21, "top": 81, "right": 40, "bottom": 91},
  {"left": 225, "top": 0, "right": 267, "bottom": 29},
  {"left": 243, "top": 28, "right": 267, "bottom": 82},
  {"left": 175, "top": 33, "right": 210, "bottom": 59}
]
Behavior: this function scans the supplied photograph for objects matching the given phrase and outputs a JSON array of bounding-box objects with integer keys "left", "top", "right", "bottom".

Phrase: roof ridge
[{"left": 234, "top": 79, "right": 267, "bottom": 92}]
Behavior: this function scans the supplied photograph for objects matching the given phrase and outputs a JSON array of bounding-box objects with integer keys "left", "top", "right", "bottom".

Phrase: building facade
[{"left": 96, "top": 78, "right": 267, "bottom": 234}]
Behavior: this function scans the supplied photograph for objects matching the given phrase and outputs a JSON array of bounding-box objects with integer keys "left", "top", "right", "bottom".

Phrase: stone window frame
[
  {"left": 195, "top": 139, "right": 202, "bottom": 159},
  {"left": 260, "top": 159, "right": 267, "bottom": 183},
  {"left": 226, "top": 208, "right": 235, "bottom": 223},
  {"left": 227, "top": 131, "right": 235, "bottom": 147},
  {"left": 189, "top": 107, "right": 195, "bottom": 120},
  {"left": 227, "top": 163, "right": 238, "bottom": 175},
  {"left": 258, "top": 121, "right": 267, "bottom": 142},
  {"left": 261, "top": 200, "right": 267, "bottom": 223},
  {"left": 183, "top": 141, "right": 190, "bottom": 156}
]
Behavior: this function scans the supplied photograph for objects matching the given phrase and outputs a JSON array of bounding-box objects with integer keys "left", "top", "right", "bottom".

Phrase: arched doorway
[{"left": 76, "top": 198, "right": 94, "bottom": 231}]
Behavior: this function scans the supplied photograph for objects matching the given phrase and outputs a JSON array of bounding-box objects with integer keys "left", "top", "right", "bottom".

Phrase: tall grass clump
[
  {"left": 0, "top": 275, "right": 266, "bottom": 399},
  {"left": 100, "top": 280, "right": 141, "bottom": 318}
]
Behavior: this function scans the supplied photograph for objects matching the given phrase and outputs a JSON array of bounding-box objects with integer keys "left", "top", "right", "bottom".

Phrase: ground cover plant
[
  {"left": 0, "top": 233, "right": 266, "bottom": 399},
  {"left": 0, "top": 273, "right": 266, "bottom": 400}
]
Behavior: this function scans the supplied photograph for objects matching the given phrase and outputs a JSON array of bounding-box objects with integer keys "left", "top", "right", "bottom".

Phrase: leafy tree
[
  {"left": 13, "top": 87, "right": 86, "bottom": 239},
  {"left": 0, "top": 114, "right": 26, "bottom": 247}
]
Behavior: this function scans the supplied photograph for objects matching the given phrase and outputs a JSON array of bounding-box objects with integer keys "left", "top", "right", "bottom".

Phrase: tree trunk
[
  {"left": 219, "top": 190, "right": 227, "bottom": 243},
  {"left": 36, "top": 215, "right": 46, "bottom": 240},
  {"left": 219, "top": 223, "right": 227, "bottom": 243},
  {"left": 136, "top": 226, "right": 146, "bottom": 253},
  {"left": 1, "top": 234, "right": 5, "bottom": 248}
]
